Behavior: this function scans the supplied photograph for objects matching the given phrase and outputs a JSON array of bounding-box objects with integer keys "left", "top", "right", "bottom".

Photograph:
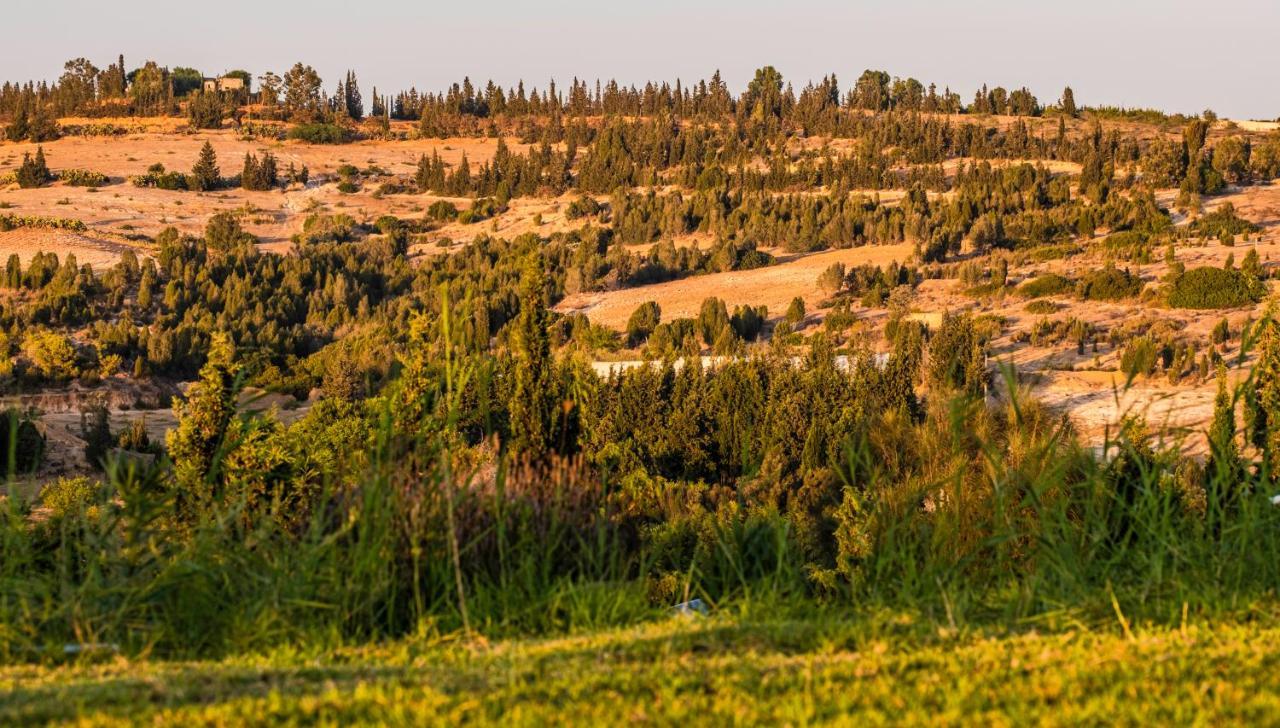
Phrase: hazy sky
[{"left": 4, "top": 0, "right": 1277, "bottom": 119}]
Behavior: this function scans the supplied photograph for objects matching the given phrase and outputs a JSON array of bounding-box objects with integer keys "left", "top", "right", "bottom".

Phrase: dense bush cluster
[
  {"left": 1075, "top": 263, "right": 1143, "bottom": 301},
  {"left": 15, "top": 148, "right": 52, "bottom": 188},
  {"left": 1166, "top": 257, "right": 1266, "bottom": 309},
  {"left": 287, "top": 122, "right": 352, "bottom": 144},
  {"left": 240, "top": 151, "right": 279, "bottom": 191},
  {"left": 0, "top": 213, "right": 86, "bottom": 232},
  {"left": 57, "top": 168, "right": 109, "bottom": 187}
]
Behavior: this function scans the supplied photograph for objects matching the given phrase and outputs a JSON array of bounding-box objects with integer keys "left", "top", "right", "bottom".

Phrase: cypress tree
[
  {"left": 190, "top": 141, "right": 221, "bottom": 191},
  {"left": 166, "top": 332, "right": 241, "bottom": 513},
  {"left": 241, "top": 151, "right": 277, "bottom": 191},
  {"left": 345, "top": 70, "right": 364, "bottom": 120},
  {"left": 4, "top": 254, "right": 20, "bottom": 289},
  {"left": 507, "top": 253, "right": 554, "bottom": 455},
  {"left": 1208, "top": 361, "right": 1242, "bottom": 489},
  {"left": 16, "top": 147, "right": 51, "bottom": 188},
  {"left": 4, "top": 101, "right": 30, "bottom": 142},
  {"left": 415, "top": 154, "right": 432, "bottom": 192},
  {"left": 1061, "top": 86, "right": 1077, "bottom": 117}
]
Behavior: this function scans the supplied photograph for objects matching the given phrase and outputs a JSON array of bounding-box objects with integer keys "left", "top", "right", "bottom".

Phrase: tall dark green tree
[
  {"left": 1060, "top": 86, "right": 1077, "bottom": 117},
  {"left": 507, "top": 253, "right": 555, "bottom": 455},
  {"left": 4, "top": 99, "right": 30, "bottom": 142},
  {"left": 4, "top": 254, "right": 20, "bottom": 289},
  {"left": 742, "top": 66, "right": 785, "bottom": 120},
  {"left": 187, "top": 91, "right": 224, "bottom": 129},
  {"left": 1207, "top": 361, "right": 1242, "bottom": 487},
  {"left": 190, "top": 141, "right": 221, "bottom": 191},
  {"left": 166, "top": 332, "right": 241, "bottom": 510},
  {"left": 28, "top": 102, "right": 60, "bottom": 142},
  {"left": 16, "top": 147, "right": 51, "bottom": 188},
  {"left": 851, "top": 69, "right": 891, "bottom": 110},
  {"left": 344, "top": 70, "right": 364, "bottom": 120}
]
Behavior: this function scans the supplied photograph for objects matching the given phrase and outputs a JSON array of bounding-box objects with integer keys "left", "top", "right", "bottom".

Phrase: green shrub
[
  {"left": 566, "top": 195, "right": 603, "bottom": 220},
  {"left": 288, "top": 123, "right": 352, "bottom": 144},
  {"left": 1025, "top": 242, "right": 1081, "bottom": 261},
  {"left": 38, "top": 476, "right": 100, "bottom": 518},
  {"left": 1119, "top": 335, "right": 1159, "bottom": 378},
  {"left": 241, "top": 152, "right": 279, "bottom": 191},
  {"left": 785, "top": 297, "right": 806, "bottom": 325},
  {"left": 16, "top": 148, "right": 52, "bottom": 188},
  {"left": 0, "top": 214, "right": 86, "bottom": 232},
  {"left": 817, "top": 263, "right": 846, "bottom": 294},
  {"left": 465, "top": 197, "right": 506, "bottom": 223},
  {"left": 1102, "top": 230, "right": 1153, "bottom": 263},
  {"left": 1018, "top": 273, "right": 1072, "bottom": 298},
  {"left": 57, "top": 168, "right": 110, "bottom": 187},
  {"left": 299, "top": 213, "right": 361, "bottom": 244},
  {"left": 80, "top": 403, "right": 114, "bottom": 470},
  {"left": 0, "top": 408, "right": 44, "bottom": 475},
  {"left": 965, "top": 281, "right": 1004, "bottom": 298},
  {"left": 131, "top": 163, "right": 189, "bottom": 191},
  {"left": 625, "top": 301, "right": 661, "bottom": 347},
  {"left": 426, "top": 200, "right": 458, "bottom": 221},
  {"left": 1167, "top": 266, "right": 1261, "bottom": 309},
  {"left": 730, "top": 304, "right": 768, "bottom": 342},
  {"left": 116, "top": 418, "right": 154, "bottom": 453},
  {"left": 1024, "top": 300, "right": 1059, "bottom": 315},
  {"left": 186, "top": 91, "right": 224, "bottom": 130},
  {"left": 1076, "top": 265, "right": 1142, "bottom": 301},
  {"left": 1212, "top": 318, "right": 1231, "bottom": 345},
  {"left": 1191, "top": 202, "right": 1260, "bottom": 240}
]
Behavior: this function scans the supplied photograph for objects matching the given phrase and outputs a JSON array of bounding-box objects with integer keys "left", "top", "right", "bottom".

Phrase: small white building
[{"left": 202, "top": 76, "right": 246, "bottom": 94}]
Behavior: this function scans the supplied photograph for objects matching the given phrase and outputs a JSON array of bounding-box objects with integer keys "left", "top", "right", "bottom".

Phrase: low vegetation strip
[
  {"left": 0, "top": 213, "right": 87, "bottom": 232},
  {"left": 5, "top": 618, "right": 1279, "bottom": 725}
]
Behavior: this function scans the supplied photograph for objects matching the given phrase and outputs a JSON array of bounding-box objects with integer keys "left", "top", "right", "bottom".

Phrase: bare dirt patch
[{"left": 0, "top": 228, "right": 143, "bottom": 270}]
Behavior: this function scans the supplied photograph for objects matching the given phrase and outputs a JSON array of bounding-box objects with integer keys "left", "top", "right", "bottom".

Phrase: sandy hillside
[
  {"left": 0, "top": 228, "right": 145, "bottom": 270},
  {"left": 0, "top": 129, "right": 552, "bottom": 246},
  {"left": 556, "top": 242, "right": 916, "bottom": 327}
]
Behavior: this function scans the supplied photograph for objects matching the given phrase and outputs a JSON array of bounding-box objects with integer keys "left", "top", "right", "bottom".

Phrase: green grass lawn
[{"left": 5, "top": 615, "right": 1280, "bottom": 726}]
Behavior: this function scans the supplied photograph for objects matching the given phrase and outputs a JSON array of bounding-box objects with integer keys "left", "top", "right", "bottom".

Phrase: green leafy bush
[
  {"left": 0, "top": 213, "right": 86, "bottom": 232},
  {"left": 566, "top": 195, "right": 603, "bottom": 220},
  {"left": 288, "top": 123, "right": 352, "bottom": 144},
  {"left": 0, "top": 408, "right": 44, "bottom": 475},
  {"left": 16, "top": 148, "right": 52, "bottom": 188},
  {"left": 625, "top": 301, "right": 661, "bottom": 347},
  {"left": 1167, "top": 266, "right": 1262, "bottom": 309},
  {"left": 1191, "top": 203, "right": 1260, "bottom": 240},
  {"left": 131, "top": 164, "right": 189, "bottom": 191},
  {"left": 426, "top": 200, "right": 458, "bottom": 221},
  {"left": 1102, "top": 230, "right": 1153, "bottom": 263},
  {"left": 38, "top": 476, "right": 100, "bottom": 519},
  {"left": 1075, "top": 265, "right": 1142, "bottom": 301},
  {"left": 1120, "top": 335, "right": 1159, "bottom": 378},
  {"left": 58, "top": 169, "right": 110, "bottom": 187},
  {"left": 1018, "top": 273, "right": 1072, "bottom": 298},
  {"left": 298, "top": 213, "right": 361, "bottom": 244},
  {"left": 459, "top": 197, "right": 506, "bottom": 224},
  {"left": 240, "top": 152, "right": 279, "bottom": 191}
]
